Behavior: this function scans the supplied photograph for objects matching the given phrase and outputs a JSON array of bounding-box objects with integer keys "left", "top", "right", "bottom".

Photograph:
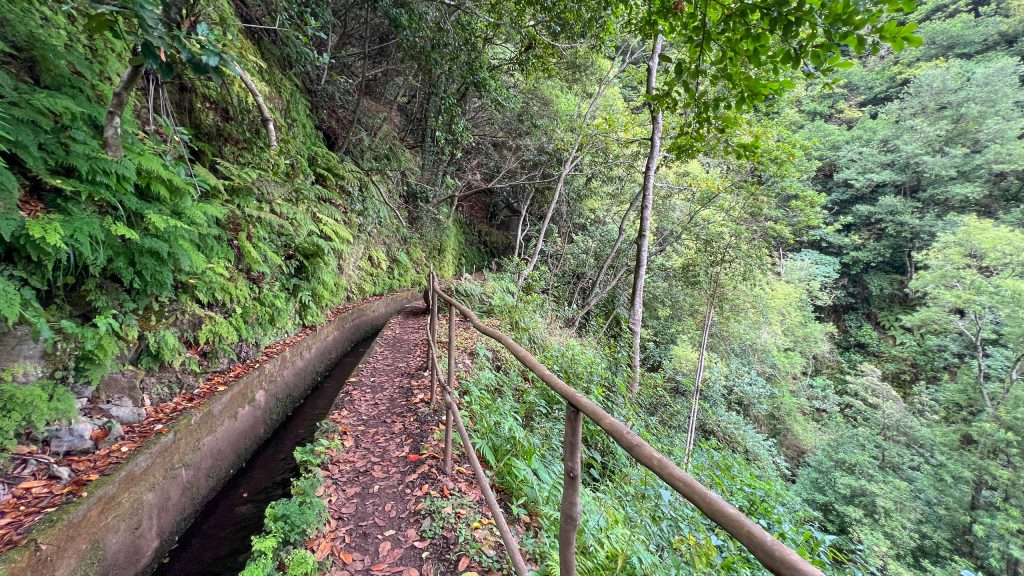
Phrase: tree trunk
[
  {"left": 628, "top": 34, "right": 665, "bottom": 394},
  {"left": 518, "top": 47, "right": 630, "bottom": 287},
  {"left": 235, "top": 65, "right": 279, "bottom": 150},
  {"left": 339, "top": 3, "right": 372, "bottom": 156},
  {"left": 569, "top": 191, "right": 641, "bottom": 329},
  {"left": 514, "top": 193, "right": 533, "bottom": 260},
  {"left": 970, "top": 313, "right": 993, "bottom": 415},
  {"left": 104, "top": 61, "right": 145, "bottom": 158},
  {"left": 517, "top": 139, "right": 582, "bottom": 287},
  {"left": 1001, "top": 352, "right": 1022, "bottom": 404},
  {"left": 684, "top": 271, "right": 719, "bottom": 471}
]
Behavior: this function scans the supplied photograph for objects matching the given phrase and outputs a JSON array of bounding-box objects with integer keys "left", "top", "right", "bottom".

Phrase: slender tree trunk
[
  {"left": 964, "top": 313, "right": 993, "bottom": 415},
  {"left": 572, "top": 264, "right": 630, "bottom": 328},
  {"left": 319, "top": 19, "right": 335, "bottom": 87},
  {"left": 569, "top": 191, "right": 641, "bottom": 329},
  {"left": 104, "top": 60, "right": 145, "bottom": 158},
  {"left": 517, "top": 140, "right": 582, "bottom": 286},
  {"left": 518, "top": 47, "right": 630, "bottom": 287},
  {"left": 628, "top": 34, "right": 665, "bottom": 394},
  {"left": 234, "top": 65, "right": 279, "bottom": 151},
  {"left": 1005, "top": 353, "right": 1023, "bottom": 402},
  {"left": 570, "top": 220, "right": 681, "bottom": 332},
  {"left": 684, "top": 271, "right": 720, "bottom": 471},
  {"left": 592, "top": 191, "right": 641, "bottom": 294},
  {"left": 514, "top": 193, "right": 533, "bottom": 260},
  {"left": 339, "top": 3, "right": 371, "bottom": 156}
]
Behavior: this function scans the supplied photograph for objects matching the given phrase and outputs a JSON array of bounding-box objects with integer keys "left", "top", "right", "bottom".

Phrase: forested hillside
[{"left": 0, "top": 0, "right": 1021, "bottom": 575}]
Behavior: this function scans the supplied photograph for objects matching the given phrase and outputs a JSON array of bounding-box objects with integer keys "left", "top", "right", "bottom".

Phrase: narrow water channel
[{"left": 150, "top": 334, "right": 378, "bottom": 576}]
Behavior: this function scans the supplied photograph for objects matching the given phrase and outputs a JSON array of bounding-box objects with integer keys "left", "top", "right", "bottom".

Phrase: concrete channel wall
[{"left": 0, "top": 290, "right": 419, "bottom": 576}]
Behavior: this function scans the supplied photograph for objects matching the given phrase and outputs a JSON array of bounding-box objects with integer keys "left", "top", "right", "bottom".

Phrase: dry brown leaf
[{"left": 315, "top": 540, "right": 332, "bottom": 561}]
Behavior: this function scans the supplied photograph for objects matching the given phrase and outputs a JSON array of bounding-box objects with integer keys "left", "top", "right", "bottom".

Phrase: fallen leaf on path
[{"left": 315, "top": 540, "right": 332, "bottom": 561}]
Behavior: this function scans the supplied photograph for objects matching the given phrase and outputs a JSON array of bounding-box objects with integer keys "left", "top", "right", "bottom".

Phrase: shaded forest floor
[{"left": 309, "top": 304, "right": 524, "bottom": 576}]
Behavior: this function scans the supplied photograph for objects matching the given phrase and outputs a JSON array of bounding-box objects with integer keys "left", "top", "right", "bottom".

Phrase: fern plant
[{"left": 0, "top": 375, "right": 76, "bottom": 449}]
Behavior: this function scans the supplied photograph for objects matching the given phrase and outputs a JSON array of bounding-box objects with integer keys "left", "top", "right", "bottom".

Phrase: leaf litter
[{"left": 310, "top": 305, "right": 523, "bottom": 576}]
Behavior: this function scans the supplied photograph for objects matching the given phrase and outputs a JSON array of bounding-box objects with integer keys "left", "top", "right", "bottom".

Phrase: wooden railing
[{"left": 424, "top": 270, "right": 824, "bottom": 576}]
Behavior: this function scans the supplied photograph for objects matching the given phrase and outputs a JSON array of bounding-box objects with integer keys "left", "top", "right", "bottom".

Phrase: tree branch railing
[{"left": 424, "top": 269, "right": 824, "bottom": 576}]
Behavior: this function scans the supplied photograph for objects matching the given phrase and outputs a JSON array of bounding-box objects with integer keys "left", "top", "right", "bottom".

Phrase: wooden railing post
[
  {"left": 444, "top": 303, "right": 456, "bottom": 476},
  {"left": 444, "top": 399, "right": 454, "bottom": 476},
  {"left": 448, "top": 303, "right": 456, "bottom": 396},
  {"left": 559, "top": 403, "right": 583, "bottom": 576},
  {"left": 428, "top": 269, "right": 438, "bottom": 410}
]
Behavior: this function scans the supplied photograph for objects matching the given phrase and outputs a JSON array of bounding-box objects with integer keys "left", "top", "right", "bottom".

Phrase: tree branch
[
  {"left": 104, "top": 60, "right": 145, "bottom": 158},
  {"left": 234, "top": 63, "right": 279, "bottom": 150},
  {"left": 519, "top": 44, "right": 633, "bottom": 287}
]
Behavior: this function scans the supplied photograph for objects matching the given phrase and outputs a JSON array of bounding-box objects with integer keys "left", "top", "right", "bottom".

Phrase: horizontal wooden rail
[
  {"left": 426, "top": 269, "right": 530, "bottom": 576},
  {"left": 429, "top": 275, "right": 823, "bottom": 576}
]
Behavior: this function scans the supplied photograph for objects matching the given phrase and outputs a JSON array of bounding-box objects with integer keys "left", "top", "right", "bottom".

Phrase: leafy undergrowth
[
  {"left": 242, "top": 424, "right": 339, "bottom": 576},
  {"left": 0, "top": 373, "right": 76, "bottom": 451},
  {"left": 450, "top": 274, "right": 865, "bottom": 576},
  {"left": 419, "top": 492, "right": 530, "bottom": 575}
]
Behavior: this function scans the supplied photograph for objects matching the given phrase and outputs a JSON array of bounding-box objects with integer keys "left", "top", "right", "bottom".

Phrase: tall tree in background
[
  {"left": 628, "top": 33, "right": 664, "bottom": 393},
  {"left": 623, "top": 0, "right": 920, "bottom": 391},
  {"left": 519, "top": 44, "right": 639, "bottom": 287},
  {"left": 905, "top": 216, "right": 1024, "bottom": 573},
  {"left": 683, "top": 266, "right": 720, "bottom": 470}
]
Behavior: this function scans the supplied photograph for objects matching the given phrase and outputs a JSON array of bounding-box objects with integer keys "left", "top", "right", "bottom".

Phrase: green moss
[{"left": 70, "top": 544, "right": 103, "bottom": 576}]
